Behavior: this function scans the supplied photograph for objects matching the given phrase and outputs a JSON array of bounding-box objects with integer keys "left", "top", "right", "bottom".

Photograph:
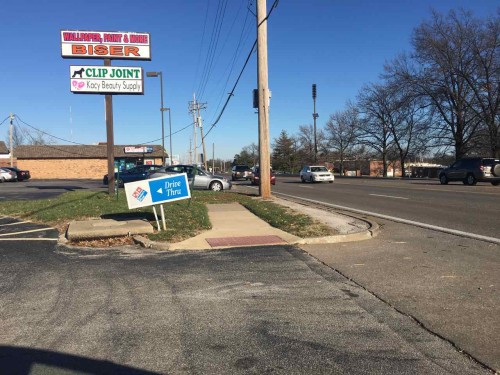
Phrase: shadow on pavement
[{"left": 0, "top": 345, "right": 161, "bottom": 374}]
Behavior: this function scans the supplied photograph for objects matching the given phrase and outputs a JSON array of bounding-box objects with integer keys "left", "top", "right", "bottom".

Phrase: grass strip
[{"left": 0, "top": 190, "right": 334, "bottom": 242}]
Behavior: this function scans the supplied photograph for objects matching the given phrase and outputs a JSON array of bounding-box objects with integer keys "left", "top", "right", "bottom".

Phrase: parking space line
[
  {"left": 0, "top": 238, "right": 58, "bottom": 241},
  {"left": 0, "top": 221, "right": 32, "bottom": 227},
  {"left": 0, "top": 228, "right": 56, "bottom": 237}
]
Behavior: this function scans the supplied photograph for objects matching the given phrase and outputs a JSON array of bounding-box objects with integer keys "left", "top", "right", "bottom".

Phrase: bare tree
[
  {"left": 5, "top": 125, "right": 25, "bottom": 150},
  {"left": 325, "top": 103, "right": 360, "bottom": 175},
  {"left": 386, "top": 10, "right": 486, "bottom": 160},
  {"left": 459, "top": 13, "right": 500, "bottom": 157},
  {"left": 357, "top": 83, "right": 394, "bottom": 177}
]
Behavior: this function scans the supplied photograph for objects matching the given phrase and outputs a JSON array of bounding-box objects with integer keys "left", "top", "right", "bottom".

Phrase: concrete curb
[
  {"left": 294, "top": 219, "right": 379, "bottom": 245},
  {"left": 131, "top": 212, "right": 379, "bottom": 251}
]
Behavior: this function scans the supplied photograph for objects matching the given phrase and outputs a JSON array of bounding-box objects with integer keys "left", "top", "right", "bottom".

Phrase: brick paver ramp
[{"left": 206, "top": 235, "right": 285, "bottom": 247}]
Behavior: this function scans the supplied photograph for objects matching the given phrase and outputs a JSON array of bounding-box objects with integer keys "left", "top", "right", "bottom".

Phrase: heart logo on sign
[{"left": 72, "top": 80, "right": 85, "bottom": 90}]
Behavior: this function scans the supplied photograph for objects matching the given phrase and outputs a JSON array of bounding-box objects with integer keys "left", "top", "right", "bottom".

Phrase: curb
[
  {"left": 294, "top": 220, "right": 379, "bottom": 245},
  {"left": 131, "top": 217, "right": 379, "bottom": 251}
]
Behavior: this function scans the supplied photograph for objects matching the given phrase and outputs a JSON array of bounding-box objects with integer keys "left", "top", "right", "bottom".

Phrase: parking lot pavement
[
  {"left": 0, "top": 244, "right": 490, "bottom": 374},
  {"left": 0, "top": 179, "right": 105, "bottom": 200},
  {"left": 0, "top": 217, "right": 59, "bottom": 241}
]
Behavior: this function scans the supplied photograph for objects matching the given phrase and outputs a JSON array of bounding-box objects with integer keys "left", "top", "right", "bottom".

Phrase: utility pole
[
  {"left": 212, "top": 142, "right": 215, "bottom": 173},
  {"left": 198, "top": 114, "right": 208, "bottom": 171},
  {"left": 257, "top": 0, "right": 271, "bottom": 199},
  {"left": 188, "top": 138, "right": 192, "bottom": 164},
  {"left": 188, "top": 94, "right": 207, "bottom": 168},
  {"left": 9, "top": 113, "right": 14, "bottom": 167},
  {"left": 312, "top": 83, "right": 318, "bottom": 163}
]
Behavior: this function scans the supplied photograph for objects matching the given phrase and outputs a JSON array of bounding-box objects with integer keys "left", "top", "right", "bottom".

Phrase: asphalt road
[
  {"left": 262, "top": 176, "right": 500, "bottom": 240},
  {"left": 0, "top": 239, "right": 489, "bottom": 374}
]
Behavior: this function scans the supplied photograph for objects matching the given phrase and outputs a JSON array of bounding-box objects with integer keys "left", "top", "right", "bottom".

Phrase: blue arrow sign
[
  {"left": 124, "top": 173, "right": 191, "bottom": 209},
  {"left": 149, "top": 174, "right": 190, "bottom": 203}
]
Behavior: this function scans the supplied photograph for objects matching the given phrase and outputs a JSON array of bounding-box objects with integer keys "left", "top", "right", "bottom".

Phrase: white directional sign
[{"left": 124, "top": 174, "right": 191, "bottom": 209}]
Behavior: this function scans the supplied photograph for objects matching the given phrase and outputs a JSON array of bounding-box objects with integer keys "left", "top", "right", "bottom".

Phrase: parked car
[
  {"left": 251, "top": 166, "right": 276, "bottom": 185},
  {"left": 3, "top": 167, "right": 30, "bottom": 181},
  {"left": 439, "top": 157, "right": 500, "bottom": 186},
  {"left": 231, "top": 165, "right": 253, "bottom": 181},
  {"left": 103, "top": 164, "right": 163, "bottom": 187},
  {"left": 0, "top": 168, "right": 17, "bottom": 182},
  {"left": 300, "top": 165, "right": 335, "bottom": 183},
  {"left": 149, "top": 164, "right": 232, "bottom": 191}
]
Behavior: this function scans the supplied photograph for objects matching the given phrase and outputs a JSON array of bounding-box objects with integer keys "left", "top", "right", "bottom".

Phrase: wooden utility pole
[
  {"left": 104, "top": 59, "right": 115, "bottom": 195},
  {"left": 257, "top": 0, "right": 271, "bottom": 199}
]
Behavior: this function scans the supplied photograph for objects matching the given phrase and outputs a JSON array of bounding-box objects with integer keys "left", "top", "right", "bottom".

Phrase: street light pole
[
  {"left": 147, "top": 71, "right": 166, "bottom": 166},
  {"left": 167, "top": 107, "right": 172, "bottom": 165}
]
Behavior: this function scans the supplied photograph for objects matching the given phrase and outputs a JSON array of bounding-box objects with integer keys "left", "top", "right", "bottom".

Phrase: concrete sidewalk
[{"left": 65, "top": 199, "right": 377, "bottom": 250}]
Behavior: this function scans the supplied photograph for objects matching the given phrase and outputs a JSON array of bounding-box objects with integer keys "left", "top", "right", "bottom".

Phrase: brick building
[{"left": 9, "top": 144, "right": 166, "bottom": 179}]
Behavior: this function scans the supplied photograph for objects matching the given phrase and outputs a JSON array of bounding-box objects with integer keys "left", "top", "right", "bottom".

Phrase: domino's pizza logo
[{"left": 132, "top": 186, "right": 148, "bottom": 202}]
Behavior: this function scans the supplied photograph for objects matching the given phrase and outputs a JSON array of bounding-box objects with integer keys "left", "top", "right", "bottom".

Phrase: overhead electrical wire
[
  {"left": 209, "top": 6, "right": 253, "bottom": 122},
  {"left": 200, "top": 0, "right": 280, "bottom": 145},
  {"left": 197, "top": 0, "right": 229, "bottom": 100},
  {"left": 12, "top": 114, "right": 195, "bottom": 149}
]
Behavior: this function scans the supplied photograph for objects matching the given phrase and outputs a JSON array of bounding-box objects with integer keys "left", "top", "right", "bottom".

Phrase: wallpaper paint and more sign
[
  {"left": 70, "top": 66, "right": 143, "bottom": 94},
  {"left": 61, "top": 30, "right": 151, "bottom": 60}
]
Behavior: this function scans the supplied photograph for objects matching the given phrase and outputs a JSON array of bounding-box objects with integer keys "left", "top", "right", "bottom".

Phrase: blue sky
[{"left": 1, "top": 0, "right": 497, "bottom": 162}]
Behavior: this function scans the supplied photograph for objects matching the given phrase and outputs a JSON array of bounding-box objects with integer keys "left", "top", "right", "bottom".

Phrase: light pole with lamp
[{"left": 146, "top": 71, "right": 167, "bottom": 165}]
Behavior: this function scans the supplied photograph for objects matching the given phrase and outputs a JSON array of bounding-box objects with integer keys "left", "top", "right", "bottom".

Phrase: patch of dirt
[{"left": 68, "top": 236, "right": 135, "bottom": 248}]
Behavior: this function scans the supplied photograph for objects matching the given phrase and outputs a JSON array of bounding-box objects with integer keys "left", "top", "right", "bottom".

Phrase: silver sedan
[{"left": 149, "top": 165, "right": 232, "bottom": 191}]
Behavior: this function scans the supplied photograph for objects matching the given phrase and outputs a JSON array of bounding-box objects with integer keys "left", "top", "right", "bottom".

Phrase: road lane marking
[
  {"left": 0, "top": 227, "right": 55, "bottom": 237},
  {"left": 274, "top": 191, "right": 500, "bottom": 245},
  {"left": 369, "top": 194, "right": 408, "bottom": 200}
]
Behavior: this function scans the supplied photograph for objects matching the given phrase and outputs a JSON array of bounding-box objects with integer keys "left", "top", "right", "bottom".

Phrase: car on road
[
  {"left": 0, "top": 168, "right": 17, "bottom": 182},
  {"left": 439, "top": 157, "right": 500, "bottom": 186},
  {"left": 3, "top": 167, "right": 30, "bottom": 181},
  {"left": 103, "top": 164, "right": 163, "bottom": 187},
  {"left": 300, "top": 165, "right": 335, "bottom": 183},
  {"left": 149, "top": 164, "right": 232, "bottom": 191},
  {"left": 231, "top": 165, "right": 253, "bottom": 181},
  {"left": 250, "top": 166, "right": 276, "bottom": 185}
]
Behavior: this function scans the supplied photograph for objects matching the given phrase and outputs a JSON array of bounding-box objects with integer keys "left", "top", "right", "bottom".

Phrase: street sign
[{"left": 124, "top": 173, "right": 191, "bottom": 209}]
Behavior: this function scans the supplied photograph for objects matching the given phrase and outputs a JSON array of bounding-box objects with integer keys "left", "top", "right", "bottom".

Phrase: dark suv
[
  {"left": 231, "top": 165, "right": 253, "bottom": 181},
  {"left": 439, "top": 157, "right": 500, "bottom": 186}
]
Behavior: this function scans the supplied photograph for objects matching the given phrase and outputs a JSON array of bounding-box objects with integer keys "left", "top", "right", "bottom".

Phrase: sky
[{"left": 1, "top": 0, "right": 497, "bottom": 162}]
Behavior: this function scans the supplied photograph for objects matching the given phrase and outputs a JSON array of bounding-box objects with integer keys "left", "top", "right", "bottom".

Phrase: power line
[
  {"left": 16, "top": 115, "right": 87, "bottom": 145},
  {"left": 201, "top": 0, "right": 279, "bottom": 144},
  {"left": 198, "top": 0, "right": 229, "bottom": 100},
  {"left": 0, "top": 115, "right": 10, "bottom": 126}
]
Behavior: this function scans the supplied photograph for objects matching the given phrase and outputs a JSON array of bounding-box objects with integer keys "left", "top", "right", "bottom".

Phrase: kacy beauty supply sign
[{"left": 70, "top": 65, "right": 143, "bottom": 94}]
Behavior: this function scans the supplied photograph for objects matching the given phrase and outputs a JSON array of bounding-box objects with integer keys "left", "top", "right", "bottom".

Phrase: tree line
[{"left": 234, "top": 9, "right": 499, "bottom": 176}]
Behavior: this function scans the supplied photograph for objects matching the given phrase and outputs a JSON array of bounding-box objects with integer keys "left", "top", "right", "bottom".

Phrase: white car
[
  {"left": 0, "top": 168, "right": 17, "bottom": 182},
  {"left": 300, "top": 165, "right": 334, "bottom": 183}
]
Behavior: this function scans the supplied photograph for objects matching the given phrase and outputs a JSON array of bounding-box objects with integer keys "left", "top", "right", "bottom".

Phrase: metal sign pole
[
  {"left": 160, "top": 204, "right": 166, "bottom": 231},
  {"left": 152, "top": 206, "right": 161, "bottom": 231}
]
